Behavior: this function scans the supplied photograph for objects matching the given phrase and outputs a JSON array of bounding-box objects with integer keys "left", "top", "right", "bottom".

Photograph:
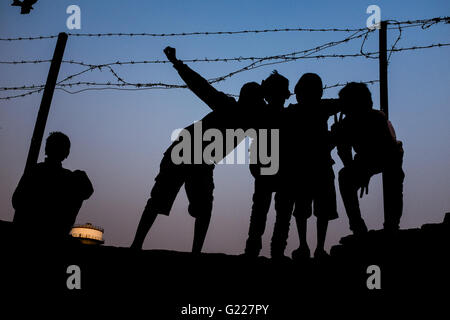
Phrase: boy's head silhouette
[
  {"left": 294, "top": 73, "right": 323, "bottom": 105},
  {"left": 45, "top": 131, "right": 71, "bottom": 163},
  {"left": 339, "top": 82, "right": 373, "bottom": 116},
  {"left": 261, "top": 70, "right": 290, "bottom": 108},
  {"left": 238, "top": 81, "right": 265, "bottom": 108}
]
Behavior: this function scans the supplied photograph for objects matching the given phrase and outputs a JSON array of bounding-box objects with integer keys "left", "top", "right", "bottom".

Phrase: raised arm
[{"left": 164, "top": 47, "right": 235, "bottom": 111}]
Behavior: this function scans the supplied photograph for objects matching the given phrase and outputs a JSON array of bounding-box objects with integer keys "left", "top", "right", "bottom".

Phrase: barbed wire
[
  {"left": 0, "top": 53, "right": 373, "bottom": 66},
  {"left": 205, "top": 41, "right": 450, "bottom": 84},
  {"left": 359, "top": 19, "right": 403, "bottom": 62},
  {"left": 0, "top": 79, "right": 381, "bottom": 101},
  {"left": 388, "top": 42, "right": 450, "bottom": 52},
  {"left": 359, "top": 29, "right": 377, "bottom": 60},
  {"left": 387, "top": 16, "right": 450, "bottom": 28},
  {"left": 0, "top": 88, "right": 43, "bottom": 100},
  {"left": 0, "top": 16, "right": 448, "bottom": 41},
  {"left": 205, "top": 29, "right": 371, "bottom": 84},
  {"left": 1, "top": 52, "right": 374, "bottom": 67},
  {"left": 1, "top": 42, "right": 448, "bottom": 68},
  {"left": 0, "top": 59, "right": 53, "bottom": 65},
  {"left": 3, "top": 79, "right": 384, "bottom": 91},
  {"left": 1, "top": 16, "right": 449, "bottom": 101},
  {"left": 29, "top": 29, "right": 373, "bottom": 94},
  {"left": 387, "top": 20, "right": 403, "bottom": 63},
  {"left": 0, "top": 35, "right": 58, "bottom": 41},
  {"left": 1, "top": 29, "right": 370, "bottom": 67},
  {"left": 0, "top": 28, "right": 372, "bottom": 96},
  {"left": 0, "top": 28, "right": 367, "bottom": 42},
  {"left": 323, "top": 79, "right": 380, "bottom": 90},
  {"left": 0, "top": 42, "right": 448, "bottom": 101},
  {"left": 1, "top": 16, "right": 447, "bottom": 70}
]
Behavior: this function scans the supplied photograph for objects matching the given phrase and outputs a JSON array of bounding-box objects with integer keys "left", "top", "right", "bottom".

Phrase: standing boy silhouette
[
  {"left": 244, "top": 71, "right": 290, "bottom": 258},
  {"left": 275, "top": 73, "right": 340, "bottom": 259}
]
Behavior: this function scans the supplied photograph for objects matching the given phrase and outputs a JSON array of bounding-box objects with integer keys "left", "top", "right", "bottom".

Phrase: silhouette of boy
[
  {"left": 131, "top": 47, "right": 265, "bottom": 253},
  {"left": 275, "top": 73, "right": 339, "bottom": 260},
  {"left": 244, "top": 71, "right": 290, "bottom": 258},
  {"left": 12, "top": 132, "right": 94, "bottom": 239},
  {"left": 333, "top": 82, "right": 404, "bottom": 234}
]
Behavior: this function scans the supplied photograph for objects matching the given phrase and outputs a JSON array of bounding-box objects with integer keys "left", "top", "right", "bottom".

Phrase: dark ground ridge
[{"left": 0, "top": 214, "right": 448, "bottom": 314}]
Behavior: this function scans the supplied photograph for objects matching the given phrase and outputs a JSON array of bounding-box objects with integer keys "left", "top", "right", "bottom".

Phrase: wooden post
[
  {"left": 379, "top": 21, "right": 389, "bottom": 222},
  {"left": 24, "top": 32, "right": 68, "bottom": 174},
  {"left": 379, "top": 21, "right": 389, "bottom": 118}
]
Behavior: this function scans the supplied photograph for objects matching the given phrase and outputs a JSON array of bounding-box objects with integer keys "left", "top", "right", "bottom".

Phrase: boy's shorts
[
  {"left": 145, "top": 154, "right": 214, "bottom": 218},
  {"left": 293, "top": 166, "right": 338, "bottom": 221}
]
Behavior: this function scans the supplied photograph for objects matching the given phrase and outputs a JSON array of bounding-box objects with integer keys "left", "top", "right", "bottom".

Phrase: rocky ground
[{"left": 1, "top": 214, "right": 448, "bottom": 316}]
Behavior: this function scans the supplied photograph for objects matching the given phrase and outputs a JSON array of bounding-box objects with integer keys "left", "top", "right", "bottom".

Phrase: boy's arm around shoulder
[{"left": 321, "top": 98, "right": 341, "bottom": 117}]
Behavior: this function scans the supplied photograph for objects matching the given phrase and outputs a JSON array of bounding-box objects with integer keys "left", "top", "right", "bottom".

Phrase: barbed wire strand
[
  {"left": 386, "top": 20, "right": 403, "bottom": 64},
  {"left": 359, "top": 28, "right": 377, "bottom": 59},
  {"left": 0, "top": 79, "right": 381, "bottom": 101},
  {"left": 0, "top": 16, "right": 447, "bottom": 41},
  {"left": 2, "top": 41, "right": 449, "bottom": 67}
]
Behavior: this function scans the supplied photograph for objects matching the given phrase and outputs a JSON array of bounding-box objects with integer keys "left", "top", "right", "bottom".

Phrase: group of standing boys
[{"left": 131, "top": 47, "right": 405, "bottom": 259}]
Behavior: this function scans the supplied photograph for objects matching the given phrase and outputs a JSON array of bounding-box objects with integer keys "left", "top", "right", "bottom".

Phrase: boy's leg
[
  {"left": 296, "top": 215, "right": 308, "bottom": 248},
  {"left": 338, "top": 165, "right": 368, "bottom": 235},
  {"left": 316, "top": 217, "right": 328, "bottom": 252},
  {"left": 383, "top": 165, "right": 405, "bottom": 231},
  {"left": 193, "top": 214, "right": 211, "bottom": 253},
  {"left": 315, "top": 166, "right": 338, "bottom": 254},
  {"left": 131, "top": 204, "right": 158, "bottom": 249},
  {"left": 291, "top": 215, "right": 310, "bottom": 260},
  {"left": 291, "top": 189, "right": 312, "bottom": 259},
  {"left": 245, "top": 177, "right": 273, "bottom": 257},
  {"left": 131, "top": 156, "right": 185, "bottom": 249},
  {"left": 185, "top": 166, "right": 215, "bottom": 253},
  {"left": 313, "top": 217, "right": 330, "bottom": 260},
  {"left": 271, "top": 190, "right": 295, "bottom": 258}
]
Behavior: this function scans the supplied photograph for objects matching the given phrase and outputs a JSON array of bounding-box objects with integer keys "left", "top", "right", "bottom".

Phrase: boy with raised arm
[{"left": 131, "top": 47, "right": 265, "bottom": 253}]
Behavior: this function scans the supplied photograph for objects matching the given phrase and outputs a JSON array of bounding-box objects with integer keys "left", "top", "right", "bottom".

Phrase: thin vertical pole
[
  {"left": 379, "top": 21, "right": 389, "bottom": 118},
  {"left": 379, "top": 21, "right": 389, "bottom": 223},
  {"left": 24, "top": 32, "right": 68, "bottom": 174}
]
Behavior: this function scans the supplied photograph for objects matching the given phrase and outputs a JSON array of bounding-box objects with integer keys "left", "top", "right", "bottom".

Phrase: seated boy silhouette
[
  {"left": 244, "top": 71, "right": 290, "bottom": 258},
  {"left": 276, "top": 73, "right": 340, "bottom": 260},
  {"left": 12, "top": 132, "right": 94, "bottom": 239},
  {"left": 333, "top": 82, "right": 404, "bottom": 234},
  {"left": 131, "top": 47, "right": 265, "bottom": 253}
]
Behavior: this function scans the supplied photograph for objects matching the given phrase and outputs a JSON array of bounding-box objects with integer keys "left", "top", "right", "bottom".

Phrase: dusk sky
[{"left": 0, "top": 0, "right": 449, "bottom": 256}]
